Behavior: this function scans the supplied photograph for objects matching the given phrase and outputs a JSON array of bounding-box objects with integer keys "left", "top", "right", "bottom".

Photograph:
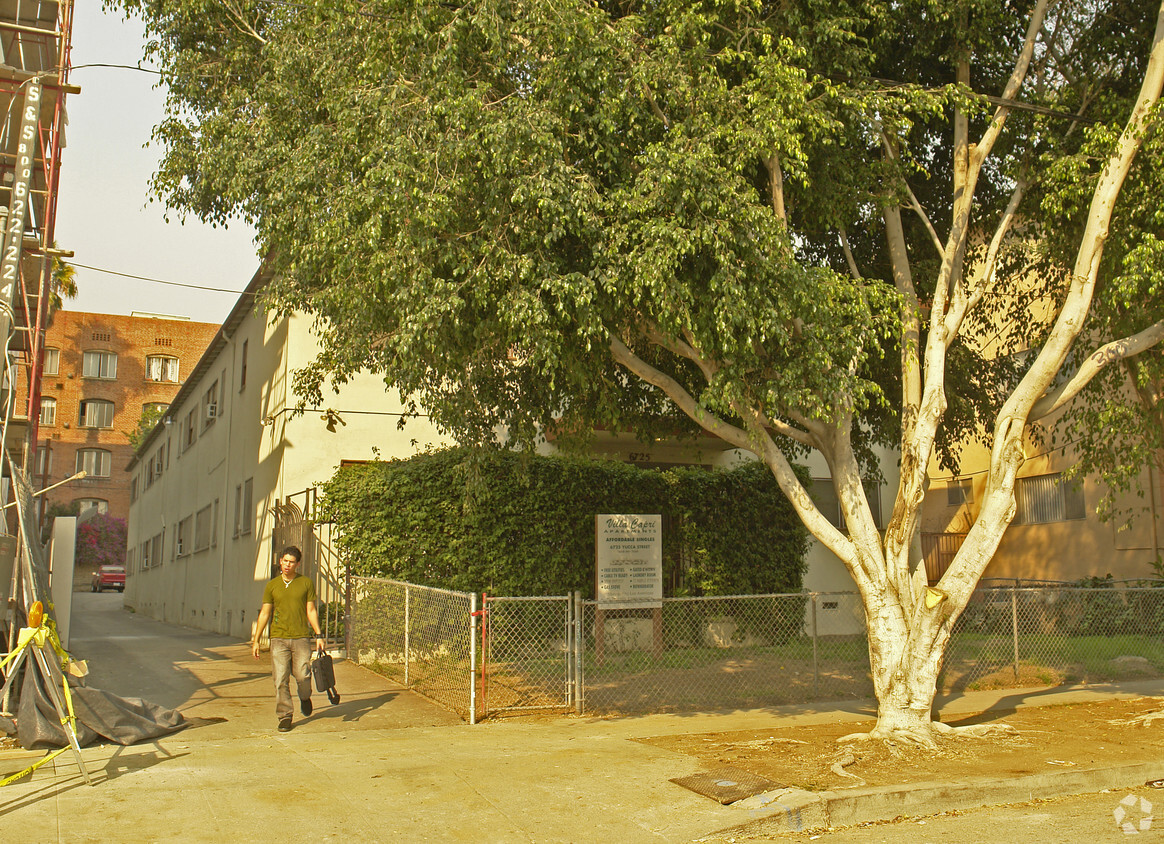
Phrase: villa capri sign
[{"left": 595, "top": 514, "right": 662, "bottom": 609}]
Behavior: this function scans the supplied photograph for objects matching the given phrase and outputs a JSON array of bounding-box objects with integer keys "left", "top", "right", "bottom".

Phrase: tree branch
[
  {"left": 1031, "top": 319, "right": 1164, "bottom": 419},
  {"left": 839, "top": 228, "right": 862, "bottom": 280},
  {"left": 608, "top": 333, "right": 753, "bottom": 450},
  {"left": 763, "top": 154, "right": 787, "bottom": 223}
]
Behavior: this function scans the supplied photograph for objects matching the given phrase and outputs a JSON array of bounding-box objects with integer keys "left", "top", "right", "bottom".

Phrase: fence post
[
  {"left": 574, "top": 592, "right": 584, "bottom": 715},
  {"left": 470, "top": 592, "right": 477, "bottom": 725},
  {"left": 344, "top": 570, "right": 352, "bottom": 659},
  {"left": 811, "top": 592, "right": 819, "bottom": 699},
  {"left": 1011, "top": 586, "right": 1019, "bottom": 681},
  {"left": 404, "top": 585, "right": 411, "bottom": 687}
]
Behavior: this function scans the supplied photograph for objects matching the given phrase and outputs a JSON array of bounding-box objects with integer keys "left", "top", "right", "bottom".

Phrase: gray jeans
[{"left": 270, "top": 637, "right": 312, "bottom": 721}]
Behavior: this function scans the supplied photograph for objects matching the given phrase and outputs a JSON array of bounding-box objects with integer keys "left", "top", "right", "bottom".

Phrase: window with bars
[
  {"left": 146, "top": 355, "right": 179, "bottom": 382},
  {"left": 79, "top": 399, "right": 115, "bottom": 428},
  {"left": 82, "top": 350, "right": 118, "bottom": 379},
  {"left": 1014, "top": 473, "right": 1087, "bottom": 524},
  {"left": 76, "top": 449, "right": 111, "bottom": 477}
]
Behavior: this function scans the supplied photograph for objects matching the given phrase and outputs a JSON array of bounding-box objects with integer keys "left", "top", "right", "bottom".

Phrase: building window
[
  {"left": 141, "top": 540, "right": 151, "bottom": 569},
  {"left": 76, "top": 449, "right": 111, "bottom": 478},
  {"left": 202, "top": 379, "right": 221, "bottom": 429},
  {"left": 947, "top": 478, "right": 973, "bottom": 507},
  {"left": 1015, "top": 473, "right": 1086, "bottom": 525},
  {"left": 82, "top": 350, "right": 118, "bottom": 379},
  {"left": 176, "top": 516, "right": 191, "bottom": 557},
  {"left": 130, "top": 475, "right": 138, "bottom": 502},
  {"left": 42, "top": 348, "right": 59, "bottom": 376},
  {"left": 79, "top": 399, "right": 115, "bottom": 428},
  {"left": 194, "top": 504, "right": 212, "bottom": 552},
  {"left": 38, "top": 397, "right": 56, "bottom": 426},
  {"left": 235, "top": 478, "right": 253, "bottom": 536},
  {"left": 183, "top": 407, "right": 198, "bottom": 450},
  {"left": 35, "top": 446, "right": 52, "bottom": 478},
  {"left": 75, "top": 498, "right": 108, "bottom": 516},
  {"left": 811, "top": 478, "right": 884, "bottom": 531},
  {"left": 146, "top": 355, "right": 180, "bottom": 382},
  {"left": 152, "top": 531, "right": 164, "bottom": 567},
  {"left": 240, "top": 339, "right": 248, "bottom": 390}
]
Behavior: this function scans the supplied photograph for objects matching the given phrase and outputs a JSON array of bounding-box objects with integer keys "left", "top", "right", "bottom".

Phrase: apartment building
[{"left": 25, "top": 310, "right": 219, "bottom": 524}]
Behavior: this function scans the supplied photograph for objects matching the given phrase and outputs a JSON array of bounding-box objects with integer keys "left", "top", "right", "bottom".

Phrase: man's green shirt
[{"left": 261, "top": 574, "right": 317, "bottom": 638}]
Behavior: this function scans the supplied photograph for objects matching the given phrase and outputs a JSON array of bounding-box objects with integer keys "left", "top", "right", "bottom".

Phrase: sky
[{"left": 54, "top": 6, "right": 261, "bottom": 325}]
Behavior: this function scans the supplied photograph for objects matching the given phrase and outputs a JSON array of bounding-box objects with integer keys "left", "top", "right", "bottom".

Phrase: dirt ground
[{"left": 636, "top": 695, "right": 1164, "bottom": 793}]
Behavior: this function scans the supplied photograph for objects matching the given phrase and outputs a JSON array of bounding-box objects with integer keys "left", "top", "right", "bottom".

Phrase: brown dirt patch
[{"left": 636, "top": 696, "right": 1164, "bottom": 792}]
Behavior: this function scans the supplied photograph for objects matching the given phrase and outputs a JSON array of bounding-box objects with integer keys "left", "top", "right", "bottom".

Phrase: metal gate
[
  {"left": 482, "top": 594, "right": 581, "bottom": 716},
  {"left": 272, "top": 490, "right": 346, "bottom": 648}
]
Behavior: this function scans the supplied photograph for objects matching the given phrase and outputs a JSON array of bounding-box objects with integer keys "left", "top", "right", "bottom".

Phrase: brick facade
[{"left": 23, "top": 311, "right": 219, "bottom": 525}]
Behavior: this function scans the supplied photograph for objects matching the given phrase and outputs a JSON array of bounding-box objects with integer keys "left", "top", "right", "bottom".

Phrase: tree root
[
  {"left": 829, "top": 750, "right": 867, "bottom": 788},
  {"left": 1108, "top": 700, "right": 1164, "bottom": 728},
  {"left": 837, "top": 721, "right": 1018, "bottom": 749}
]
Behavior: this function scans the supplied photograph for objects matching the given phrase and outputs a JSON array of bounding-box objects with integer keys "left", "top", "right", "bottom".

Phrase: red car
[{"left": 91, "top": 565, "right": 126, "bottom": 592}]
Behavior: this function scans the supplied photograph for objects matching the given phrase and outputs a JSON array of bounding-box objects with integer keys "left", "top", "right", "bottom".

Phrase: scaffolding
[
  {"left": 0, "top": 0, "right": 75, "bottom": 486},
  {"left": 0, "top": 0, "right": 76, "bottom": 718}
]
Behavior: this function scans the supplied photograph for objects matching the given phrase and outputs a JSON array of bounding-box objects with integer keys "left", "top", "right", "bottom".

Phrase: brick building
[{"left": 22, "top": 310, "right": 219, "bottom": 525}]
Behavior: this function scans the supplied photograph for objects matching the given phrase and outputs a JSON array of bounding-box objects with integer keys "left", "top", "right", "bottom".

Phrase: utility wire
[{"left": 67, "top": 262, "right": 257, "bottom": 297}]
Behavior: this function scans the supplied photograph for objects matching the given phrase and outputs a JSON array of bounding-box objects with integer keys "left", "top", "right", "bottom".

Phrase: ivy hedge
[{"left": 318, "top": 447, "right": 809, "bottom": 598}]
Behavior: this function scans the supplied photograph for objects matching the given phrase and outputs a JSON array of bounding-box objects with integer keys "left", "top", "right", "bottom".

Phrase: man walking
[{"left": 251, "top": 546, "right": 326, "bottom": 732}]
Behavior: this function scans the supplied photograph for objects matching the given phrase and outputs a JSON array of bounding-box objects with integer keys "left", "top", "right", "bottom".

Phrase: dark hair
[{"left": 279, "top": 546, "right": 303, "bottom": 562}]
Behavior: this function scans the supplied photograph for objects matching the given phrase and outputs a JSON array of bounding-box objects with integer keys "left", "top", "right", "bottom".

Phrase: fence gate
[
  {"left": 272, "top": 492, "right": 346, "bottom": 648},
  {"left": 482, "top": 594, "right": 580, "bottom": 717}
]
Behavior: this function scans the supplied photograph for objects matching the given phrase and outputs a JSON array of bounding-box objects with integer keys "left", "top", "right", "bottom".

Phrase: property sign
[{"left": 595, "top": 514, "right": 662, "bottom": 609}]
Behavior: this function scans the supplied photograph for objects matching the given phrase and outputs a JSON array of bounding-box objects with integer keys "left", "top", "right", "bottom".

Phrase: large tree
[{"left": 119, "top": 0, "right": 1164, "bottom": 742}]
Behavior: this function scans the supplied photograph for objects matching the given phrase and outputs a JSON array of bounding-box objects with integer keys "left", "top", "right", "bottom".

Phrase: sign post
[{"left": 595, "top": 514, "right": 663, "bottom": 663}]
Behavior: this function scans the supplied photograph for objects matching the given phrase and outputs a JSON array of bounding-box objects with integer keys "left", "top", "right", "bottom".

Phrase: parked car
[{"left": 91, "top": 565, "right": 125, "bottom": 592}]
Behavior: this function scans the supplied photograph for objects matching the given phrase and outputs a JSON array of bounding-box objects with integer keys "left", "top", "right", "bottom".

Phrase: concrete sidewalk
[{"left": 2, "top": 593, "right": 1162, "bottom": 842}]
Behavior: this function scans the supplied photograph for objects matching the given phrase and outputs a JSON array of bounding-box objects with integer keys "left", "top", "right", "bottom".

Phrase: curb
[{"left": 706, "top": 761, "right": 1164, "bottom": 837}]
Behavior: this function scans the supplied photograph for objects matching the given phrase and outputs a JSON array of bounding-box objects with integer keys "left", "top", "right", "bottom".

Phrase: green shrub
[{"left": 318, "top": 447, "right": 808, "bottom": 597}]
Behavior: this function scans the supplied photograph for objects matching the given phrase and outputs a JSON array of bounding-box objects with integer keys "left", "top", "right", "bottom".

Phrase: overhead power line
[{"left": 67, "top": 261, "right": 257, "bottom": 297}]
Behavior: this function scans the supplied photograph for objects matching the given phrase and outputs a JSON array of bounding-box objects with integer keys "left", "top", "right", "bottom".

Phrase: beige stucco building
[
  {"left": 124, "top": 266, "right": 452, "bottom": 637},
  {"left": 923, "top": 430, "right": 1163, "bottom": 584},
  {"left": 125, "top": 266, "right": 890, "bottom": 639}
]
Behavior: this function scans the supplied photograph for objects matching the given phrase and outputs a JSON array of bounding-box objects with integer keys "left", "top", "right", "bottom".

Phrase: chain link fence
[
  {"left": 348, "top": 577, "right": 478, "bottom": 721},
  {"left": 482, "top": 595, "right": 577, "bottom": 714},
  {"left": 942, "top": 584, "right": 1164, "bottom": 692},
  {"left": 582, "top": 593, "right": 871, "bottom": 714},
  {"left": 347, "top": 579, "right": 1164, "bottom": 720}
]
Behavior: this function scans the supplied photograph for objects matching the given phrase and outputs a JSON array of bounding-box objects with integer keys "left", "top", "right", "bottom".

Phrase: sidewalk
[{"left": 2, "top": 593, "right": 1162, "bottom": 842}]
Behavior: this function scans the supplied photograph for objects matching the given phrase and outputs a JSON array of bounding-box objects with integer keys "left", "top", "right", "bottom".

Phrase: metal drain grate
[{"left": 669, "top": 766, "right": 782, "bottom": 805}]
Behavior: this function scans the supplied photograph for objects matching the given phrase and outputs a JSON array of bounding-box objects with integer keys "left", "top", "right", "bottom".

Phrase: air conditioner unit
[{"left": 205, "top": 403, "right": 219, "bottom": 419}]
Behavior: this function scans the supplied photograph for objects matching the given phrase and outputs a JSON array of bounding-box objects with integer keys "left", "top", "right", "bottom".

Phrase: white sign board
[{"left": 595, "top": 514, "right": 662, "bottom": 609}]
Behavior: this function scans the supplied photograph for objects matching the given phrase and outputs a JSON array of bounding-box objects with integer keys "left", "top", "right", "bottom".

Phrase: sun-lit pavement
[
  {"left": 2, "top": 592, "right": 1162, "bottom": 843},
  {"left": 1, "top": 592, "right": 740, "bottom": 842}
]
